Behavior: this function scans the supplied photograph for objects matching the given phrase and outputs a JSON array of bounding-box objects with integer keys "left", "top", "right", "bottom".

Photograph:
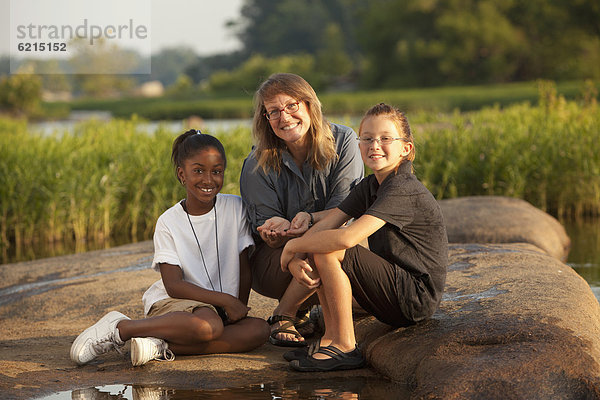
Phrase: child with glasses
[{"left": 280, "top": 103, "right": 448, "bottom": 371}]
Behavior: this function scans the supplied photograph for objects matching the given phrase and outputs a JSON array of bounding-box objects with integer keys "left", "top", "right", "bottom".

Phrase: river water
[
  {"left": 563, "top": 218, "right": 600, "bottom": 300},
  {"left": 31, "top": 112, "right": 253, "bottom": 136},
  {"left": 37, "top": 377, "right": 410, "bottom": 399}
]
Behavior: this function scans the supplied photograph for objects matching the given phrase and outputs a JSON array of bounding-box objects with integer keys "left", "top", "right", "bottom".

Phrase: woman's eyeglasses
[{"left": 264, "top": 101, "right": 301, "bottom": 120}]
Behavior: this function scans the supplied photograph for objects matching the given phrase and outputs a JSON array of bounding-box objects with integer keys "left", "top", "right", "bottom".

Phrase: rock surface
[
  {"left": 440, "top": 196, "right": 571, "bottom": 261},
  {"left": 1, "top": 199, "right": 599, "bottom": 399},
  {"left": 356, "top": 243, "right": 600, "bottom": 398},
  {"left": 0, "top": 241, "right": 391, "bottom": 399}
]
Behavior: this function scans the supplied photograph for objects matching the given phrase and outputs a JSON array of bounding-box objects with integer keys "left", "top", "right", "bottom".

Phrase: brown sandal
[{"left": 267, "top": 315, "right": 306, "bottom": 347}]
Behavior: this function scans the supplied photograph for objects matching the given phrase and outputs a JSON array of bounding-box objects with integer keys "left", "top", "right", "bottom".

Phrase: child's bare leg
[
  {"left": 117, "top": 308, "right": 223, "bottom": 346},
  {"left": 312, "top": 250, "right": 355, "bottom": 357},
  {"left": 169, "top": 316, "right": 270, "bottom": 354},
  {"left": 271, "top": 279, "right": 316, "bottom": 343},
  {"left": 314, "top": 290, "right": 333, "bottom": 348},
  {"left": 117, "top": 308, "right": 269, "bottom": 354}
]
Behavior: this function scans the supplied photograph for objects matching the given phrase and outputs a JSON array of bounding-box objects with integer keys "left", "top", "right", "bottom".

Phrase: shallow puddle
[{"left": 36, "top": 377, "right": 411, "bottom": 399}]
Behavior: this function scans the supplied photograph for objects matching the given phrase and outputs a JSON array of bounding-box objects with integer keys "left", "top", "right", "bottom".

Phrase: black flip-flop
[
  {"left": 290, "top": 344, "right": 365, "bottom": 372},
  {"left": 283, "top": 340, "right": 320, "bottom": 361},
  {"left": 267, "top": 315, "right": 306, "bottom": 347}
]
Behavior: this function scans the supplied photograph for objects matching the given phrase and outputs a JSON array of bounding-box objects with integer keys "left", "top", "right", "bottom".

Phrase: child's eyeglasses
[
  {"left": 264, "top": 101, "right": 301, "bottom": 120},
  {"left": 358, "top": 137, "right": 406, "bottom": 146}
]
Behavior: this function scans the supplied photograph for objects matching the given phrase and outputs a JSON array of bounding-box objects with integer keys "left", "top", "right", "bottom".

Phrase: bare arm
[
  {"left": 286, "top": 209, "right": 336, "bottom": 237},
  {"left": 238, "top": 248, "right": 251, "bottom": 306},
  {"left": 159, "top": 263, "right": 250, "bottom": 322},
  {"left": 281, "top": 210, "right": 386, "bottom": 271}
]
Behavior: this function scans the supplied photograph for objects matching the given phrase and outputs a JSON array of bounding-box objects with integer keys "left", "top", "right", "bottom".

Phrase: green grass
[
  {"left": 42, "top": 80, "right": 591, "bottom": 120},
  {"left": 3, "top": 84, "right": 599, "bottom": 263}
]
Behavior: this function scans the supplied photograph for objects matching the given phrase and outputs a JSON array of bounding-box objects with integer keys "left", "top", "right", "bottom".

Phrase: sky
[{"left": 0, "top": 0, "right": 244, "bottom": 57}]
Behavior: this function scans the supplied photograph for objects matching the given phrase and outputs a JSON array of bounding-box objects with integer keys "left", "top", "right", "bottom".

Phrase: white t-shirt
[{"left": 142, "top": 194, "right": 254, "bottom": 315}]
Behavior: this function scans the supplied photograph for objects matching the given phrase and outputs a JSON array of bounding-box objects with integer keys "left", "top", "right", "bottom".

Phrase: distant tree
[
  {"left": 316, "top": 23, "right": 353, "bottom": 85},
  {"left": 207, "top": 53, "right": 320, "bottom": 94},
  {"left": 165, "top": 73, "right": 195, "bottom": 97},
  {"left": 232, "top": 0, "right": 359, "bottom": 59},
  {"left": 433, "top": 0, "right": 523, "bottom": 83},
  {"left": 184, "top": 51, "right": 248, "bottom": 84},
  {"left": 68, "top": 38, "right": 141, "bottom": 97},
  {"left": 221, "top": 0, "right": 361, "bottom": 89},
  {"left": 233, "top": 0, "right": 328, "bottom": 56},
  {"left": 357, "top": 0, "right": 600, "bottom": 88},
  {"left": 0, "top": 67, "right": 42, "bottom": 116},
  {"left": 0, "top": 56, "right": 9, "bottom": 75},
  {"left": 507, "top": 0, "right": 600, "bottom": 80},
  {"left": 27, "top": 59, "right": 72, "bottom": 93},
  {"left": 149, "top": 47, "right": 199, "bottom": 86}
]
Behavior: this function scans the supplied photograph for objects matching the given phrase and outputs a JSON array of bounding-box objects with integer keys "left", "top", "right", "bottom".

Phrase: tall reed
[
  {"left": 1, "top": 83, "right": 598, "bottom": 263},
  {"left": 416, "top": 82, "right": 600, "bottom": 218},
  {"left": 0, "top": 118, "right": 254, "bottom": 262}
]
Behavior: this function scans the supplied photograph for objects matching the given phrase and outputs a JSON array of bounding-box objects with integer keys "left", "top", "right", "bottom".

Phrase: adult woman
[{"left": 240, "top": 73, "right": 364, "bottom": 346}]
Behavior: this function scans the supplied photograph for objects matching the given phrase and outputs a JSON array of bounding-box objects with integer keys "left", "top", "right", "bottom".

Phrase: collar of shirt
[
  {"left": 368, "top": 160, "right": 413, "bottom": 197},
  {"left": 281, "top": 150, "right": 314, "bottom": 185}
]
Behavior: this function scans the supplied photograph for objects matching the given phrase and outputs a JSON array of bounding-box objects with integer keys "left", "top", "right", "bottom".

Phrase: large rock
[
  {"left": 356, "top": 243, "right": 600, "bottom": 399},
  {"left": 440, "top": 196, "right": 571, "bottom": 261},
  {"left": 1, "top": 198, "right": 596, "bottom": 399}
]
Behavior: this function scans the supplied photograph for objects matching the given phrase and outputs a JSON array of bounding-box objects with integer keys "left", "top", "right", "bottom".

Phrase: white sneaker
[
  {"left": 70, "top": 311, "right": 130, "bottom": 365},
  {"left": 130, "top": 337, "right": 175, "bottom": 367}
]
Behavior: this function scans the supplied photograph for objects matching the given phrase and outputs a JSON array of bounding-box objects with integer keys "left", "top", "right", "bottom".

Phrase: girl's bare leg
[
  {"left": 168, "top": 316, "right": 270, "bottom": 354},
  {"left": 116, "top": 308, "right": 269, "bottom": 354},
  {"left": 312, "top": 250, "right": 356, "bottom": 358}
]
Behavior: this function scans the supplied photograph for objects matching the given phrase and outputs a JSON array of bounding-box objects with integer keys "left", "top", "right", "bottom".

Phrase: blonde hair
[
  {"left": 359, "top": 103, "right": 415, "bottom": 171},
  {"left": 252, "top": 73, "right": 337, "bottom": 173}
]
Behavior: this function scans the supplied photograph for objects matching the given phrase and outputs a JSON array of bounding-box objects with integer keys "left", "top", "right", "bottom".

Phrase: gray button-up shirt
[{"left": 240, "top": 123, "right": 364, "bottom": 235}]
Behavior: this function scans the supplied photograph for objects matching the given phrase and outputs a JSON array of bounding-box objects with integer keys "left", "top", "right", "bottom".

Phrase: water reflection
[
  {"left": 564, "top": 219, "right": 600, "bottom": 301},
  {"left": 31, "top": 118, "right": 252, "bottom": 138},
  {"left": 39, "top": 377, "right": 410, "bottom": 400}
]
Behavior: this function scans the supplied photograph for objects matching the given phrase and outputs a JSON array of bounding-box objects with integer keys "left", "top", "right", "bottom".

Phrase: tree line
[
  {"left": 1, "top": 0, "right": 598, "bottom": 107},
  {"left": 214, "top": 0, "right": 599, "bottom": 90}
]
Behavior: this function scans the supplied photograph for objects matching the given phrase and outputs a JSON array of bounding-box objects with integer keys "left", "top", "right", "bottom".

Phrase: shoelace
[
  {"left": 159, "top": 348, "right": 175, "bottom": 362},
  {"left": 91, "top": 333, "right": 124, "bottom": 356},
  {"left": 149, "top": 339, "right": 175, "bottom": 362}
]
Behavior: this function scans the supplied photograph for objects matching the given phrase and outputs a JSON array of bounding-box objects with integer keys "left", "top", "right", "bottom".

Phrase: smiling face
[
  {"left": 264, "top": 93, "right": 311, "bottom": 148},
  {"left": 177, "top": 147, "right": 225, "bottom": 215},
  {"left": 359, "top": 115, "right": 413, "bottom": 182}
]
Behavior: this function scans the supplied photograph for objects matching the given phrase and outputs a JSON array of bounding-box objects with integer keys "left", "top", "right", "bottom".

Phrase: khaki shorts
[{"left": 147, "top": 298, "right": 217, "bottom": 318}]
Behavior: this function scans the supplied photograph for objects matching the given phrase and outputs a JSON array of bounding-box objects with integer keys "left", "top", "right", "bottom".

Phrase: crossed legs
[{"left": 117, "top": 308, "right": 269, "bottom": 355}]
